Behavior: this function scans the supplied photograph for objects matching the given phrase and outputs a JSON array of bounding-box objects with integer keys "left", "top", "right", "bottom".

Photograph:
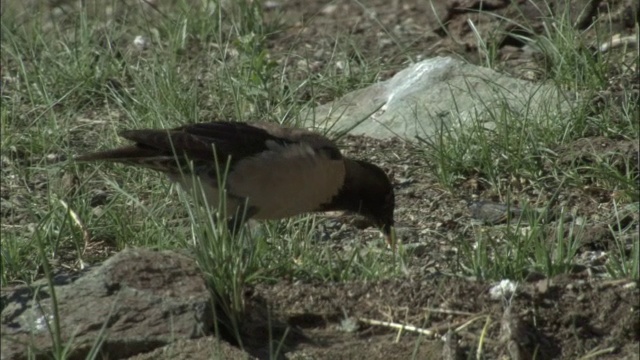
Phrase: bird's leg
[
  {"left": 225, "top": 217, "right": 245, "bottom": 235},
  {"left": 225, "top": 203, "right": 258, "bottom": 237}
]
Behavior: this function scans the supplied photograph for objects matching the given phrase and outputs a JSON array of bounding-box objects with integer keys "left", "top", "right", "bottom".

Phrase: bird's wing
[{"left": 75, "top": 121, "right": 342, "bottom": 174}]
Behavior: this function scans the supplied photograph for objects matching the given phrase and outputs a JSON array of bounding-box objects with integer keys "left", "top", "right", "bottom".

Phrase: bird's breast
[{"left": 226, "top": 143, "right": 346, "bottom": 219}]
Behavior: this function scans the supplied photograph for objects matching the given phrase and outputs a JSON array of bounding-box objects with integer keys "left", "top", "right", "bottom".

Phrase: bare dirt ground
[{"left": 2, "top": 0, "right": 638, "bottom": 358}]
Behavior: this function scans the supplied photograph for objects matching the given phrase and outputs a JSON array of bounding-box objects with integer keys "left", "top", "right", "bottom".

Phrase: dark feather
[{"left": 75, "top": 121, "right": 338, "bottom": 173}]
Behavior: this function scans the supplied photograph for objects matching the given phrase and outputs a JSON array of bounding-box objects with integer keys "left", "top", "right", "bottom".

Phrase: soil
[
  {"left": 2, "top": 0, "right": 639, "bottom": 359},
  {"left": 244, "top": 276, "right": 639, "bottom": 359}
]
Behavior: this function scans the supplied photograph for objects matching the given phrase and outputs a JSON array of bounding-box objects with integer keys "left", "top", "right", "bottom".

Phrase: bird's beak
[{"left": 382, "top": 224, "right": 396, "bottom": 250}]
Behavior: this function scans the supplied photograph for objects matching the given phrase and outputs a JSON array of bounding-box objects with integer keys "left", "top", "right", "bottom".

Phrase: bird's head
[{"left": 353, "top": 160, "right": 396, "bottom": 247}]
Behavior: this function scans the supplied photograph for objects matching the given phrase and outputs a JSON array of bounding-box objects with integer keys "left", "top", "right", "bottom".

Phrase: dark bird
[{"left": 76, "top": 122, "right": 396, "bottom": 246}]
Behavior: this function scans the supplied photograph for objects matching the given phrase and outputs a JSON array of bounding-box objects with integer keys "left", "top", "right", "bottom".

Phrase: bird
[{"left": 75, "top": 121, "right": 396, "bottom": 247}]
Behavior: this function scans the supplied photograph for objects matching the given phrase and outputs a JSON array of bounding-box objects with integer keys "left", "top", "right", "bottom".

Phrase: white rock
[{"left": 133, "top": 35, "right": 149, "bottom": 50}]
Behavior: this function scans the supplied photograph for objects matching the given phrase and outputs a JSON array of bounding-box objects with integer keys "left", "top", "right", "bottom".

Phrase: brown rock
[{"left": 1, "top": 248, "right": 218, "bottom": 360}]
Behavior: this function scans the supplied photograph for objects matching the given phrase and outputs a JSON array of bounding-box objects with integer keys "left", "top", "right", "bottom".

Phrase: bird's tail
[{"left": 75, "top": 145, "right": 186, "bottom": 173}]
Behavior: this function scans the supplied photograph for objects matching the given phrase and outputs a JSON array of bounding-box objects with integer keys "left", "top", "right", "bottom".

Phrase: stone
[
  {"left": 303, "top": 57, "right": 571, "bottom": 140},
  {"left": 1, "top": 248, "right": 222, "bottom": 360}
]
